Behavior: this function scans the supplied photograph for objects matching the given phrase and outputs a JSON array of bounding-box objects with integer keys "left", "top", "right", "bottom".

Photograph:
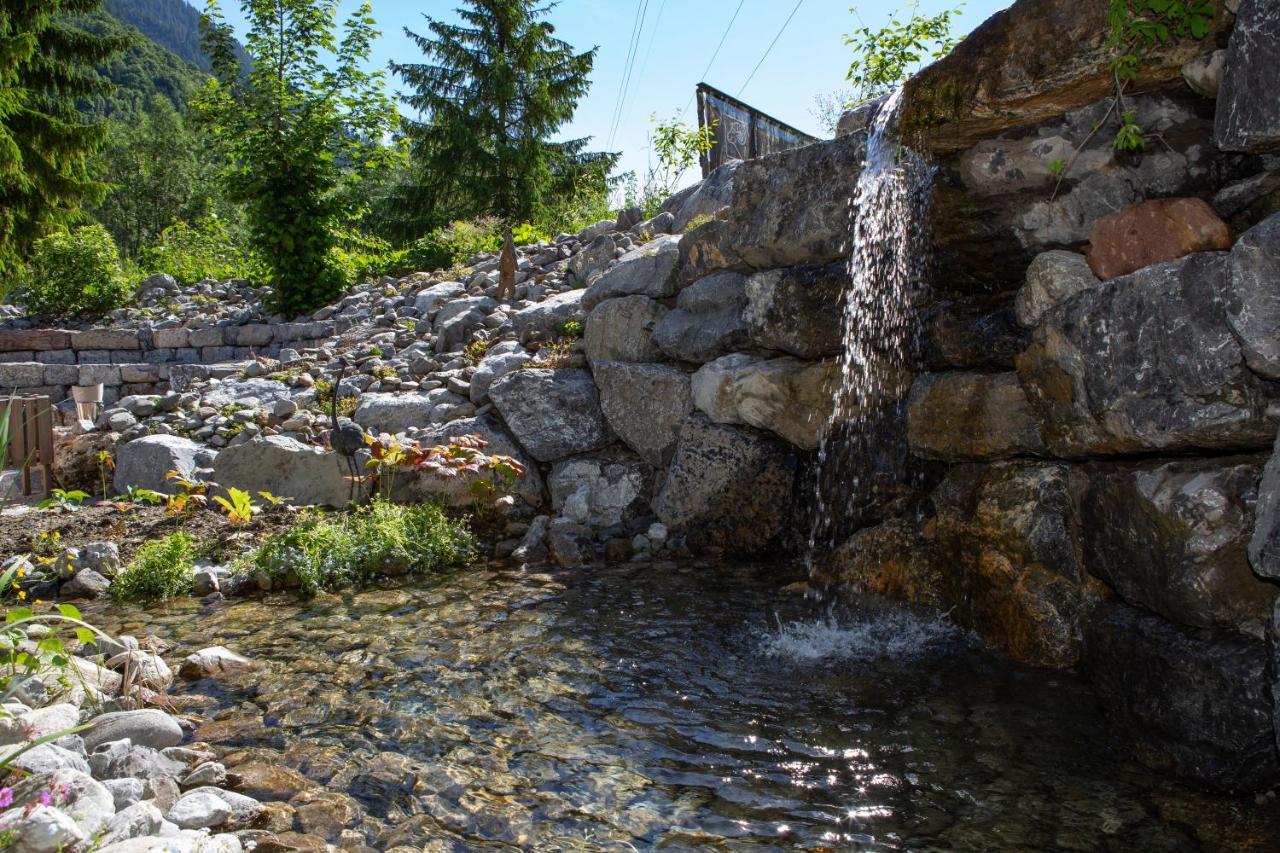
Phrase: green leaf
[
  {"left": 56, "top": 603, "right": 82, "bottom": 621},
  {"left": 6, "top": 608, "right": 34, "bottom": 624}
]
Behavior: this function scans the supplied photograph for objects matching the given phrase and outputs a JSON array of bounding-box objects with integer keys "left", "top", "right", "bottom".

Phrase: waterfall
[{"left": 806, "top": 88, "right": 935, "bottom": 563}]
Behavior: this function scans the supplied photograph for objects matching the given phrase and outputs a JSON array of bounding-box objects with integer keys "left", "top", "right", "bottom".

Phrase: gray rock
[
  {"left": 178, "top": 647, "right": 253, "bottom": 681},
  {"left": 1084, "top": 458, "right": 1276, "bottom": 633},
  {"left": 99, "top": 801, "right": 163, "bottom": 847},
  {"left": 512, "top": 515, "right": 550, "bottom": 564},
  {"left": 1014, "top": 250, "right": 1100, "bottom": 329},
  {"left": 167, "top": 789, "right": 230, "bottom": 830},
  {"left": 1249, "top": 431, "right": 1280, "bottom": 581},
  {"left": 114, "top": 435, "right": 206, "bottom": 495},
  {"left": 583, "top": 296, "right": 667, "bottom": 363},
  {"left": 1085, "top": 598, "right": 1280, "bottom": 792},
  {"left": 213, "top": 436, "right": 352, "bottom": 508},
  {"left": 89, "top": 740, "right": 185, "bottom": 781},
  {"left": 592, "top": 361, "right": 694, "bottom": 467},
  {"left": 84, "top": 710, "right": 184, "bottom": 752},
  {"left": 651, "top": 272, "right": 749, "bottom": 363},
  {"left": 179, "top": 762, "right": 227, "bottom": 789},
  {"left": 1017, "top": 252, "right": 1280, "bottom": 457},
  {"left": 546, "top": 519, "right": 595, "bottom": 568},
  {"left": 661, "top": 159, "right": 741, "bottom": 232},
  {"left": 470, "top": 348, "right": 532, "bottom": 406},
  {"left": 182, "top": 786, "right": 262, "bottom": 829},
  {"left": 0, "top": 805, "right": 86, "bottom": 852},
  {"left": 510, "top": 290, "right": 585, "bottom": 339},
  {"left": 9, "top": 742, "right": 90, "bottom": 775},
  {"left": 581, "top": 235, "right": 680, "bottom": 310},
  {"left": 920, "top": 296, "right": 1031, "bottom": 371},
  {"left": 655, "top": 415, "right": 796, "bottom": 554},
  {"left": 354, "top": 390, "right": 455, "bottom": 434},
  {"left": 548, "top": 450, "right": 653, "bottom": 528},
  {"left": 1181, "top": 49, "right": 1227, "bottom": 99},
  {"left": 631, "top": 210, "right": 675, "bottom": 237},
  {"left": 907, "top": 372, "right": 1045, "bottom": 461},
  {"left": 568, "top": 234, "right": 616, "bottom": 286},
  {"left": 102, "top": 778, "right": 145, "bottom": 811},
  {"left": 200, "top": 378, "right": 297, "bottom": 410},
  {"left": 79, "top": 542, "right": 121, "bottom": 577},
  {"left": 691, "top": 354, "right": 838, "bottom": 450},
  {"left": 1215, "top": 0, "right": 1280, "bottom": 152},
  {"left": 11, "top": 704, "right": 78, "bottom": 743},
  {"left": 60, "top": 568, "right": 110, "bottom": 599},
  {"left": 742, "top": 263, "right": 845, "bottom": 358},
  {"left": 105, "top": 652, "right": 173, "bottom": 691},
  {"left": 488, "top": 368, "right": 614, "bottom": 462},
  {"left": 576, "top": 219, "right": 616, "bottom": 242},
  {"left": 1224, "top": 213, "right": 1280, "bottom": 380},
  {"left": 414, "top": 281, "right": 466, "bottom": 316},
  {"left": 10, "top": 768, "right": 114, "bottom": 838}
]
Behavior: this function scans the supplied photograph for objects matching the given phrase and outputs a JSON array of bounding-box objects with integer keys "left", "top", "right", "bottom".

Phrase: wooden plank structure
[
  {"left": 2, "top": 395, "right": 54, "bottom": 498},
  {"left": 696, "top": 83, "right": 818, "bottom": 178}
]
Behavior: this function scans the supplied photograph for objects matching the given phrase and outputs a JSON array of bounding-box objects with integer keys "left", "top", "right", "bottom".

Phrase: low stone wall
[{"left": 0, "top": 321, "right": 346, "bottom": 404}]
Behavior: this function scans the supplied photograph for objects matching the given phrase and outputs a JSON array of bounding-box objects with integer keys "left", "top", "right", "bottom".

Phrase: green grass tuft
[{"left": 111, "top": 532, "right": 195, "bottom": 601}]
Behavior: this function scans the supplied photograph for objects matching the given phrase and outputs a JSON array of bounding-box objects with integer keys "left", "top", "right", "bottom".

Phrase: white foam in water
[{"left": 759, "top": 608, "right": 961, "bottom": 663}]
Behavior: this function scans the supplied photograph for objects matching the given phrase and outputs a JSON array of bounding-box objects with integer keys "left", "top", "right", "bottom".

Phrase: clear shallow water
[{"left": 94, "top": 562, "right": 1277, "bottom": 851}]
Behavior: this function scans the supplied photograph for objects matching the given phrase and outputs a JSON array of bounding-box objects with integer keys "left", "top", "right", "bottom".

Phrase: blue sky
[{"left": 217, "top": 0, "right": 1010, "bottom": 187}]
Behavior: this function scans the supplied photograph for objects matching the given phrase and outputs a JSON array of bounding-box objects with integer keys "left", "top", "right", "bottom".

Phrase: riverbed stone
[
  {"left": 488, "top": 368, "right": 613, "bottom": 462},
  {"left": 1224, "top": 213, "right": 1280, "bottom": 380},
  {"left": 1085, "top": 198, "right": 1233, "bottom": 281},
  {"left": 691, "top": 354, "right": 838, "bottom": 451},
  {"left": 581, "top": 235, "right": 680, "bottom": 311},
  {"left": 98, "top": 801, "right": 163, "bottom": 847},
  {"left": 167, "top": 789, "right": 230, "bottom": 830},
  {"left": 583, "top": 296, "right": 666, "bottom": 363},
  {"left": 213, "top": 436, "right": 351, "bottom": 508},
  {"left": 742, "top": 263, "right": 845, "bottom": 358},
  {"left": 907, "top": 372, "right": 1044, "bottom": 461},
  {"left": 655, "top": 415, "right": 796, "bottom": 554},
  {"left": 1014, "top": 250, "right": 1100, "bottom": 329},
  {"left": 0, "top": 805, "right": 87, "bottom": 852},
  {"left": 178, "top": 646, "right": 254, "bottom": 681},
  {"left": 1016, "top": 251, "right": 1280, "bottom": 457},
  {"left": 113, "top": 434, "right": 205, "bottom": 495},
  {"left": 84, "top": 710, "right": 184, "bottom": 752},
  {"left": 1215, "top": 0, "right": 1280, "bottom": 153},
  {"left": 1085, "top": 598, "right": 1280, "bottom": 792},
  {"left": 651, "top": 271, "right": 749, "bottom": 363},
  {"left": 592, "top": 361, "right": 694, "bottom": 467},
  {"left": 11, "top": 769, "right": 114, "bottom": 838},
  {"left": 105, "top": 651, "right": 173, "bottom": 691}
]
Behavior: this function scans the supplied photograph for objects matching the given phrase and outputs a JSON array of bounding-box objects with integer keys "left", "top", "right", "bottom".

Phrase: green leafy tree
[
  {"left": 0, "top": 0, "right": 126, "bottom": 279},
  {"left": 389, "top": 0, "right": 617, "bottom": 238},
  {"left": 198, "top": 0, "right": 399, "bottom": 316},
  {"left": 91, "top": 97, "right": 225, "bottom": 257},
  {"left": 845, "top": 3, "right": 962, "bottom": 104}
]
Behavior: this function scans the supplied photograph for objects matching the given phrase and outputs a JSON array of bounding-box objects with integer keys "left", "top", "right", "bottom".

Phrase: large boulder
[
  {"left": 650, "top": 272, "right": 749, "bottom": 364},
  {"left": 1083, "top": 458, "right": 1276, "bottom": 632},
  {"left": 469, "top": 346, "right": 532, "bottom": 406},
  {"left": 1016, "top": 251, "right": 1280, "bottom": 457},
  {"left": 583, "top": 296, "right": 666, "bottom": 363},
  {"left": 580, "top": 235, "right": 680, "bottom": 311},
  {"left": 919, "top": 296, "right": 1030, "bottom": 370},
  {"left": 661, "top": 160, "right": 740, "bottom": 232},
  {"left": 548, "top": 450, "right": 653, "bottom": 528},
  {"left": 906, "top": 372, "right": 1045, "bottom": 461},
  {"left": 1224, "top": 213, "right": 1280, "bottom": 380},
  {"left": 1085, "top": 599, "right": 1280, "bottom": 792},
  {"left": 510, "top": 290, "right": 585, "bottom": 340},
  {"left": 592, "top": 361, "right": 693, "bottom": 467},
  {"left": 742, "top": 263, "right": 845, "bottom": 359},
  {"left": 391, "top": 414, "right": 545, "bottom": 508},
  {"left": 354, "top": 390, "right": 461, "bottom": 435},
  {"left": 691, "top": 354, "right": 837, "bottom": 451},
  {"left": 567, "top": 234, "right": 616, "bottom": 286},
  {"left": 412, "top": 281, "right": 466, "bottom": 317},
  {"left": 817, "top": 461, "right": 1090, "bottom": 669},
  {"left": 1085, "top": 198, "right": 1233, "bottom": 281},
  {"left": 655, "top": 415, "right": 796, "bottom": 554},
  {"left": 114, "top": 435, "right": 207, "bottom": 495},
  {"left": 1252, "top": 432, "right": 1280, "bottom": 581},
  {"left": 1215, "top": 0, "right": 1280, "bottom": 153},
  {"left": 53, "top": 430, "right": 119, "bottom": 492},
  {"left": 488, "top": 368, "right": 613, "bottom": 462},
  {"left": 1014, "top": 250, "right": 1100, "bottom": 329},
  {"left": 213, "top": 436, "right": 351, "bottom": 508},
  {"left": 899, "top": 0, "right": 1232, "bottom": 154}
]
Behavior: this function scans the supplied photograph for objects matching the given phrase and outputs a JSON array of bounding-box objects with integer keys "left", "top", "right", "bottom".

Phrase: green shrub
[
  {"left": 142, "top": 215, "right": 261, "bottom": 284},
  {"left": 331, "top": 225, "right": 408, "bottom": 284},
  {"left": 404, "top": 217, "right": 504, "bottom": 273},
  {"left": 242, "top": 501, "right": 472, "bottom": 595},
  {"left": 18, "top": 225, "right": 132, "bottom": 318},
  {"left": 511, "top": 222, "right": 549, "bottom": 246},
  {"left": 111, "top": 532, "right": 195, "bottom": 601}
]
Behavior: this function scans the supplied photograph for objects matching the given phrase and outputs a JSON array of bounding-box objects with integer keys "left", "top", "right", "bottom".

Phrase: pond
[{"left": 93, "top": 562, "right": 1277, "bottom": 851}]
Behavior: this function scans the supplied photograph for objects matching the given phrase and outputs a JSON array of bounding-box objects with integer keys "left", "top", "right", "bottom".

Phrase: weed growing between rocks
[
  {"left": 111, "top": 532, "right": 196, "bottom": 602},
  {"left": 238, "top": 501, "right": 473, "bottom": 596}
]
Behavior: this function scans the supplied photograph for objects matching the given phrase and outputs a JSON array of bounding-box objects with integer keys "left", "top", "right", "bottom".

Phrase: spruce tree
[
  {"left": 391, "top": 0, "right": 617, "bottom": 235},
  {"left": 0, "top": 0, "right": 125, "bottom": 279}
]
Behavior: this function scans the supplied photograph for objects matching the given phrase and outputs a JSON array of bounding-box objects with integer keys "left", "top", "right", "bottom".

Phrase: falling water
[{"left": 806, "top": 88, "right": 935, "bottom": 564}]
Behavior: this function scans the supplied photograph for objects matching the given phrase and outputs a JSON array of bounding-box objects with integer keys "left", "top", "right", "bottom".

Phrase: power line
[
  {"left": 681, "top": 0, "right": 747, "bottom": 117},
  {"left": 610, "top": 0, "right": 652, "bottom": 149},
  {"left": 606, "top": 0, "right": 648, "bottom": 149},
  {"left": 737, "top": 0, "right": 805, "bottom": 98},
  {"left": 620, "top": 0, "right": 669, "bottom": 130}
]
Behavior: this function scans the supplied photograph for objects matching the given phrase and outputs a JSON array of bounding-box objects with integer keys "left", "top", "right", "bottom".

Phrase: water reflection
[{"left": 92, "top": 562, "right": 1277, "bottom": 851}]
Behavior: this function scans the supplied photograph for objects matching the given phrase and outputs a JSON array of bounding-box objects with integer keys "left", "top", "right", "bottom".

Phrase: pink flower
[
  {"left": 0, "top": 788, "right": 12, "bottom": 808},
  {"left": 38, "top": 791, "right": 51, "bottom": 807}
]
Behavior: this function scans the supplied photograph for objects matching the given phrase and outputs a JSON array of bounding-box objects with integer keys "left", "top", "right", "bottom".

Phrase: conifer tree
[
  {"left": 391, "top": 0, "right": 616, "bottom": 235},
  {"left": 0, "top": 0, "right": 125, "bottom": 279}
]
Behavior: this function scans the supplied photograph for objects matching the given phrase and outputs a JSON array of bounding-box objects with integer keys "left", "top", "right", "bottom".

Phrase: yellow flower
[
  {"left": 15, "top": 569, "right": 24, "bottom": 578},
  {"left": 17, "top": 591, "right": 26, "bottom": 600}
]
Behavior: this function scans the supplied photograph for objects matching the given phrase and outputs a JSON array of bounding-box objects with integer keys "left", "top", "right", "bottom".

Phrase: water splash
[
  {"left": 807, "top": 88, "right": 935, "bottom": 564},
  {"left": 759, "top": 607, "right": 961, "bottom": 663}
]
